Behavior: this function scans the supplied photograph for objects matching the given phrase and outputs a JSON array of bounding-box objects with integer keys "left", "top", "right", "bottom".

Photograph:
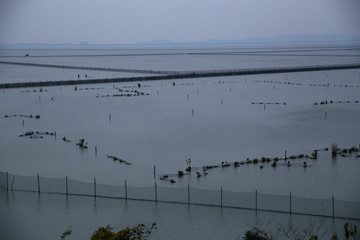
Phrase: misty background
[{"left": 0, "top": 0, "right": 360, "bottom": 45}]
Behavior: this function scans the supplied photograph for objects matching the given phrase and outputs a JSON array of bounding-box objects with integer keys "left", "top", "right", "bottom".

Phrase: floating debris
[
  {"left": 3, "top": 114, "right": 40, "bottom": 119},
  {"left": 107, "top": 155, "right": 132, "bottom": 165},
  {"left": 120, "top": 84, "right": 151, "bottom": 88},
  {"left": 159, "top": 174, "right": 168, "bottom": 180},
  {"left": 221, "top": 161, "right": 230, "bottom": 167},
  {"left": 185, "top": 158, "right": 192, "bottom": 172},
  {"left": 332, "top": 145, "right": 360, "bottom": 158},
  {"left": 97, "top": 92, "right": 149, "bottom": 98},
  {"left": 158, "top": 144, "right": 359, "bottom": 185},
  {"left": 76, "top": 139, "right": 88, "bottom": 149},
  {"left": 159, "top": 174, "right": 176, "bottom": 183},
  {"left": 255, "top": 80, "right": 302, "bottom": 85},
  {"left": 313, "top": 100, "right": 358, "bottom": 106},
  {"left": 19, "top": 130, "right": 56, "bottom": 138},
  {"left": 310, "top": 83, "right": 360, "bottom": 88},
  {"left": 75, "top": 87, "right": 105, "bottom": 91},
  {"left": 20, "top": 88, "right": 47, "bottom": 93},
  {"left": 251, "top": 102, "right": 287, "bottom": 105},
  {"left": 213, "top": 80, "right": 238, "bottom": 84}
]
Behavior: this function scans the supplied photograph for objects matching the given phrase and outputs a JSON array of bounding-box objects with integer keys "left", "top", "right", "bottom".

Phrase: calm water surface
[{"left": 1, "top": 44, "right": 360, "bottom": 239}]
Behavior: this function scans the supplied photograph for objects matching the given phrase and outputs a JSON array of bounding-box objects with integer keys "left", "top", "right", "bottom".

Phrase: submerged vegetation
[
  {"left": 243, "top": 222, "right": 358, "bottom": 240},
  {"left": 59, "top": 223, "right": 157, "bottom": 240}
]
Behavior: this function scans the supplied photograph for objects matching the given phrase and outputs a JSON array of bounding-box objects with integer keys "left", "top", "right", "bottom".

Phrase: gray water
[
  {"left": 1, "top": 190, "right": 359, "bottom": 240},
  {"left": 1, "top": 43, "right": 360, "bottom": 239}
]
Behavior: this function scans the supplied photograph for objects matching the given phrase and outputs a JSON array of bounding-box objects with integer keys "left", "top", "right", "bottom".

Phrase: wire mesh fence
[{"left": 1, "top": 171, "right": 359, "bottom": 220}]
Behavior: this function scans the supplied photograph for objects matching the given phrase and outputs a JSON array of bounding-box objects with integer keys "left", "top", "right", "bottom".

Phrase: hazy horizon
[{"left": 1, "top": 0, "right": 360, "bottom": 45}]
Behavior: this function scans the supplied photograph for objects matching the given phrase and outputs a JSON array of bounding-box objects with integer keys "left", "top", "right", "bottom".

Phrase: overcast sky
[{"left": 0, "top": 0, "right": 359, "bottom": 44}]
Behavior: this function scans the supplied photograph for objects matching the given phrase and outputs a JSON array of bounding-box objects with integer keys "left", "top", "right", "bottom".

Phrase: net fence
[{"left": 1, "top": 171, "right": 359, "bottom": 220}]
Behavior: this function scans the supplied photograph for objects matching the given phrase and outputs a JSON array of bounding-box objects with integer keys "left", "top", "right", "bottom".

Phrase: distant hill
[
  {"left": 136, "top": 34, "right": 360, "bottom": 45},
  {"left": 1, "top": 34, "right": 360, "bottom": 47}
]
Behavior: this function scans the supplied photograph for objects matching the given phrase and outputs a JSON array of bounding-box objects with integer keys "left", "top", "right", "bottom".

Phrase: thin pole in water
[
  {"left": 22, "top": 120, "right": 24, "bottom": 128},
  {"left": 66, "top": 176, "right": 68, "bottom": 196},
  {"left": 221, "top": 186, "right": 223, "bottom": 208},
  {"left": 290, "top": 192, "right": 292, "bottom": 215},
  {"left": 95, "top": 146, "right": 98, "bottom": 156},
  {"left": 94, "top": 178, "right": 96, "bottom": 198},
  {"left": 332, "top": 196, "right": 335, "bottom": 219},
  {"left": 109, "top": 114, "right": 111, "bottom": 122},
  {"left": 187, "top": 184, "right": 190, "bottom": 205},
  {"left": 155, "top": 182, "right": 158, "bottom": 202},
  {"left": 6, "top": 172, "right": 8, "bottom": 192},
  {"left": 11, "top": 177, "right": 15, "bottom": 191},
  {"left": 125, "top": 180, "right": 128, "bottom": 200},
  {"left": 37, "top": 174, "right": 40, "bottom": 194},
  {"left": 255, "top": 189, "right": 258, "bottom": 211}
]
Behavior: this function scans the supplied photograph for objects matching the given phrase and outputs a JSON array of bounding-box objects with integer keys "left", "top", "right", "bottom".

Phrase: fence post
[
  {"left": 6, "top": 172, "right": 8, "bottom": 192},
  {"left": 155, "top": 182, "right": 158, "bottom": 202},
  {"left": 255, "top": 190, "right": 258, "bottom": 211},
  {"left": 220, "top": 186, "right": 223, "bottom": 208},
  {"left": 125, "top": 180, "right": 128, "bottom": 200},
  {"left": 187, "top": 184, "right": 190, "bottom": 205},
  {"left": 37, "top": 174, "right": 40, "bottom": 194},
  {"left": 290, "top": 192, "right": 292, "bottom": 215},
  {"left": 94, "top": 178, "right": 96, "bottom": 198},
  {"left": 332, "top": 196, "right": 335, "bottom": 219},
  {"left": 66, "top": 176, "right": 68, "bottom": 196}
]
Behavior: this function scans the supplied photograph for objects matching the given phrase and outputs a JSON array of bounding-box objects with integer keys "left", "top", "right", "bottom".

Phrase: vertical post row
[
  {"left": 125, "top": 180, "right": 128, "bottom": 200},
  {"left": 94, "top": 178, "right": 96, "bottom": 198},
  {"left": 255, "top": 190, "right": 258, "bottom": 211},
  {"left": 37, "top": 174, "right": 40, "bottom": 194},
  {"left": 66, "top": 176, "right": 68, "bottom": 196}
]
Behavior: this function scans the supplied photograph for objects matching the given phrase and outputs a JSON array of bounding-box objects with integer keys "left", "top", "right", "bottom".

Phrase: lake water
[{"left": 1, "top": 43, "right": 360, "bottom": 239}]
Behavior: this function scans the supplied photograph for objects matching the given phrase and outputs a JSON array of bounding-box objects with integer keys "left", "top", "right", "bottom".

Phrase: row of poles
[{"left": 4, "top": 172, "right": 336, "bottom": 219}]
